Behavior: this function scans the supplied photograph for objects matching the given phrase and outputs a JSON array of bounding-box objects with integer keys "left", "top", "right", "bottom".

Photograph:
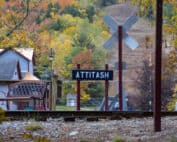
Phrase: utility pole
[{"left": 154, "top": 0, "right": 163, "bottom": 132}]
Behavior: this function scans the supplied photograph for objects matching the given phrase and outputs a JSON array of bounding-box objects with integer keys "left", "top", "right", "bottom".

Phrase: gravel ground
[{"left": 0, "top": 116, "right": 177, "bottom": 142}]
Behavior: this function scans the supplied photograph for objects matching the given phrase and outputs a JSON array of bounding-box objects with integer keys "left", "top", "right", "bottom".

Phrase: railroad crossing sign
[{"left": 103, "top": 13, "right": 139, "bottom": 50}]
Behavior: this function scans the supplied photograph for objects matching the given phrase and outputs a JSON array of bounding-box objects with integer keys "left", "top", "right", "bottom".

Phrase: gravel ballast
[{"left": 0, "top": 116, "right": 177, "bottom": 142}]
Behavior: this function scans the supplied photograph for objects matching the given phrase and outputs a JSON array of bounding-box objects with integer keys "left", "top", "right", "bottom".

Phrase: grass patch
[
  {"left": 23, "top": 133, "right": 51, "bottom": 142},
  {"left": 55, "top": 105, "right": 98, "bottom": 111},
  {"left": 25, "top": 122, "right": 43, "bottom": 131},
  {"left": 55, "top": 105, "right": 75, "bottom": 111},
  {"left": 113, "top": 136, "right": 125, "bottom": 142}
]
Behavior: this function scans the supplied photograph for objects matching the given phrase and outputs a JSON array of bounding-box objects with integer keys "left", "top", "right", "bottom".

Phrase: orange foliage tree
[
  {"left": 57, "top": 0, "right": 76, "bottom": 9},
  {"left": 72, "top": 50, "right": 93, "bottom": 69}
]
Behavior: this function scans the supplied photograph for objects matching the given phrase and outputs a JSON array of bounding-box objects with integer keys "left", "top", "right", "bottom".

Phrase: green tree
[
  {"left": 45, "top": 2, "right": 60, "bottom": 18},
  {"left": 86, "top": 6, "right": 95, "bottom": 22},
  {"left": 96, "top": 0, "right": 117, "bottom": 7},
  {"left": 85, "top": 82, "right": 104, "bottom": 98},
  {"left": 63, "top": 5, "right": 84, "bottom": 18},
  {"left": 131, "top": 0, "right": 155, "bottom": 20}
]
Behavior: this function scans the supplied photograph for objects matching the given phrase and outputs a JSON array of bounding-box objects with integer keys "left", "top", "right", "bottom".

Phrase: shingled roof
[{"left": 0, "top": 60, "right": 21, "bottom": 80}]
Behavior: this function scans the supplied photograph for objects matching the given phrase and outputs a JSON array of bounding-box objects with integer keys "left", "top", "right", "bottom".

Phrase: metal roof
[
  {"left": 0, "top": 60, "right": 19, "bottom": 80},
  {"left": 0, "top": 48, "right": 34, "bottom": 61}
]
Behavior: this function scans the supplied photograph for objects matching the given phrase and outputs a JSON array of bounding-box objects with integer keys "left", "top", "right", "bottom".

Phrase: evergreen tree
[{"left": 136, "top": 60, "right": 153, "bottom": 111}]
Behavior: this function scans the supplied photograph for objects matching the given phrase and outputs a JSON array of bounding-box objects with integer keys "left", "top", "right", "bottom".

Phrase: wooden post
[
  {"left": 49, "top": 81, "right": 52, "bottom": 110},
  {"left": 33, "top": 98, "right": 36, "bottom": 110},
  {"left": 51, "top": 74, "right": 58, "bottom": 110},
  {"left": 6, "top": 100, "right": 9, "bottom": 110},
  {"left": 77, "top": 64, "right": 80, "bottom": 111},
  {"left": 105, "top": 64, "right": 109, "bottom": 111},
  {"left": 118, "top": 26, "right": 123, "bottom": 111}
]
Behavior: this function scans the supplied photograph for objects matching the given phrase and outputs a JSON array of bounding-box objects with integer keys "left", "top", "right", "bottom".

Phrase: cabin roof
[
  {"left": 0, "top": 48, "right": 34, "bottom": 61},
  {"left": 0, "top": 60, "right": 20, "bottom": 80}
]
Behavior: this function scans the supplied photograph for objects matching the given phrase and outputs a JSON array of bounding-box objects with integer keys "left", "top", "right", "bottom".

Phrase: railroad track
[{"left": 4, "top": 111, "right": 177, "bottom": 121}]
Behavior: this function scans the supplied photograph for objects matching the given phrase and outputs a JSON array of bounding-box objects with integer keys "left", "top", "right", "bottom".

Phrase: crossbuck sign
[{"left": 103, "top": 13, "right": 139, "bottom": 50}]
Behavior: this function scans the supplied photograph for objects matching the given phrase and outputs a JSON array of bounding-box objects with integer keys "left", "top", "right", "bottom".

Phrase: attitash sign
[{"left": 72, "top": 70, "right": 113, "bottom": 80}]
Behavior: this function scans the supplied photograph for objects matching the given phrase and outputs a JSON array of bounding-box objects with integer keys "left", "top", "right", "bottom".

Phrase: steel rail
[{"left": 4, "top": 111, "right": 177, "bottom": 121}]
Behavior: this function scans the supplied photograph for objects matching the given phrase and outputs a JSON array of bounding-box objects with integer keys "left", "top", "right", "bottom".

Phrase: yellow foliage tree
[
  {"left": 0, "top": 0, "right": 5, "bottom": 5},
  {"left": 167, "top": 84, "right": 177, "bottom": 111},
  {"left": 52, "top": 35, "right": 72, "bottom": 77}
]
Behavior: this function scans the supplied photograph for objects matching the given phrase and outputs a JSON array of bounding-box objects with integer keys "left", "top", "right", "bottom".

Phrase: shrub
[{"left": 0, "top": 108, "right": 7, "bottom": 123}]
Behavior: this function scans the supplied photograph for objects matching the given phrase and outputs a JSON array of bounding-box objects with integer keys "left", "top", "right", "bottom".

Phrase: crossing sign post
[{"left": 103, "top": 12, "right": 139, "bottom": 111}]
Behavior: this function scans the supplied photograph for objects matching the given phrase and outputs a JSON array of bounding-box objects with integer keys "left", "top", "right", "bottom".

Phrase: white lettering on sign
[
  {"left": 76, "top": 72, "right": 80, "bottom": 78},
  {"left": 105, "top": 72, "right": 109, "bottom": 78},
  {"left": 72, "top": 70, "right": 113, "bottom": 80},
  {"left": 96, "top": 72, "right": 100, "bottom": 79}
]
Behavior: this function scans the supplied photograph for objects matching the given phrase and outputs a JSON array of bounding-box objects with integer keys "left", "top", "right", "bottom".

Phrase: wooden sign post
[{"left": 72, "top": 65, "right": 113, "bottom": 111}]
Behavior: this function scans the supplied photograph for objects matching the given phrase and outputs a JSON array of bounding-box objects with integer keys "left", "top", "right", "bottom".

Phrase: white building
[
  {"left": 0, "top": 48, "right": 34, "bottom": 77},
  {"left": 0, "top": 48, "right": 36, "bottom": 110},
  {"left": 0, "top": 60, "right": 22, "bottom": 110}
]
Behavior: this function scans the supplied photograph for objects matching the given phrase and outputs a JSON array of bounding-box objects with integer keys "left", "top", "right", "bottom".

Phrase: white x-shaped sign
[{"left": 103, "top": 13, "right": 139, "bottom": 50}]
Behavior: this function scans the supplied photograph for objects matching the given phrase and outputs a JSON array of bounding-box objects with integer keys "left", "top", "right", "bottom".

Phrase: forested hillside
[
  {"left": 0, "top": 0, "right": 118, "bottom": 101},
  {"left": 0, "top": 0, "right": 112, "bottom": 78},
  {"left": 0, "top": 0, "right": 176, "bottom": 109}
]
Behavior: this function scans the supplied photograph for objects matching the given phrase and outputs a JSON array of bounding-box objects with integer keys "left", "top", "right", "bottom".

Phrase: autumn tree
[
  {"left": 163, "top": 1, "right": 177, "bottom": 110},
  {"left": 57, "top": 0, "right": 76, "bottom": 9},
  {"left": 163, "top": 1, "right": 177, "bottom": 74},
  {"left": 131, "top": 0, "right": 177, "bottom": 56},
  {"left": 0, "top": 0, "right": 35, "bottom": 48},
  {"left": 58, "top": 15, "right": 108, "bottom": 101}
]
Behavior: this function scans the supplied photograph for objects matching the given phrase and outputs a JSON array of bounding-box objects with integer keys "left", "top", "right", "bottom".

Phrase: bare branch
[{"left": 6, "top": 0, "right": 30, "bottom": 37}]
